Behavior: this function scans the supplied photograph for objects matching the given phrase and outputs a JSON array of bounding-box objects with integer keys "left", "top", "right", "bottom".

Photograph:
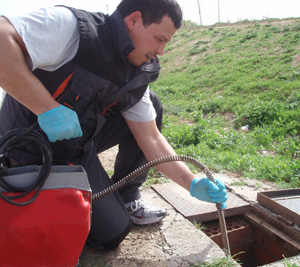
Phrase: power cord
[{"left": 0, "top": 123, "right": 52, "bottom": 206}]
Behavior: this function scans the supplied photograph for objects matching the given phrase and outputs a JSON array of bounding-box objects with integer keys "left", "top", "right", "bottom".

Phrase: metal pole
[
  {"left": 218, "top": 0, "right": 220, "bottom": 23},
  {"left": 196, "top": 0, "right": 202, "bottom": 26}
]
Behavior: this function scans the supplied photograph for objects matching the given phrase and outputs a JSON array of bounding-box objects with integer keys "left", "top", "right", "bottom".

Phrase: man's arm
[
  {"left": 0, "top": 17, "right": 59, "bottom": 115},
  {"left": 0, "top": 16, "right": 82, "bottom": 142},
  {"left": 126, "top": 119, "right": 227, "bottom": 209},
  {"left": 126, "top": 119, "right": 196, "bottom": 191}
]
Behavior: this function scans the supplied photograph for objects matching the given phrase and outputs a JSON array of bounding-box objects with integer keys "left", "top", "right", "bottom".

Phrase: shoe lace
[{"left": 131, "top": 199, "right": 157, "bottom": 217}]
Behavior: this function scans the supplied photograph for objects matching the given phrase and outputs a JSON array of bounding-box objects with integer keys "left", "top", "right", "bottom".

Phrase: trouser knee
[{"left": 87, "top": 220, "right": 132, "bottom": 250}]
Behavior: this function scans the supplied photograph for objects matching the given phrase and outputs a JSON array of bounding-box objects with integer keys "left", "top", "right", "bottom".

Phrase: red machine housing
[{"left": 0, "top": 165, "right": 91, "bottom": 267}]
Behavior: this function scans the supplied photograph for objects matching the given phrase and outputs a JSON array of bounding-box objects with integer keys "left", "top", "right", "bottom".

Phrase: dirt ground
[{"left": 78, "top": 146, "right": 281, "bottom": 266}]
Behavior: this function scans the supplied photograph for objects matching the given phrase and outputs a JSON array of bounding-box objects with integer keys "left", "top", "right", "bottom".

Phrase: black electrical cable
[{"left": 0, "top": 123, "right": 52, "bottom": 206}]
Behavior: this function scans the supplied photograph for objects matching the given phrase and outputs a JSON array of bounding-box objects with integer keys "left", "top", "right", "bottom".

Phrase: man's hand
[
  {"left": 190, "top": 177, "right": 227, "bottom": 210},
  {"left": 37, "top": 105, "right": 82, "bottom": 142}
]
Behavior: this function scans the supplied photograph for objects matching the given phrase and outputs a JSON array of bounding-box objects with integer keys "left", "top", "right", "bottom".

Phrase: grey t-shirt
[{"left": 5, "top": 6, "right": 156, "bottom": 122}]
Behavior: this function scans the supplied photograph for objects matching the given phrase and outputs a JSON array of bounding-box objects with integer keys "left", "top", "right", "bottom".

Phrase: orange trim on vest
[
  {"left": 52, "top": 73, "right": 74, "bottom": 100},
  {"left": 63, "top": 102, "right": 74, "bottom": 110},
  {"left": 102, "top": 101, "right": 118, "bottom": 115}
]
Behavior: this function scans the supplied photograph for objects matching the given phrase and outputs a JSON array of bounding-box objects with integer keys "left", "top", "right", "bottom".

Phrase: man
[{"left": 0, "top": 0, "right": 227, "bottom": 250}]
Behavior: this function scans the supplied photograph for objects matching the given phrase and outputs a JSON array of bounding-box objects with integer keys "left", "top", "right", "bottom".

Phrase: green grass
[
  {"left": 283, "top": 255, "right": 300, "bottom": 267},
  {"left": 78, "top": 247, "right": 111, "bottom": 267},
  {"left": 230, "top": 181, "right": 248, "bottom": 187},
  {"left": 151, "top": 18, "right": 300, "bottom": 188},
  {"left": 189, "top": 252, "right": 243, "bottom": 266}
]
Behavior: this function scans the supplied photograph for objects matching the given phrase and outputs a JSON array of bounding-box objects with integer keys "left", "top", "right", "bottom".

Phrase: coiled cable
[{"left": 0, "top": 123, "right": 52, "bottom": 206}]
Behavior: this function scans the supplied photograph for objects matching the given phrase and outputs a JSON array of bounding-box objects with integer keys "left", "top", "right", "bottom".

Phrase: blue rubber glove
[
  {"left": 37, "top": 105, "right": 83, "bottom": 142},
  {"left": 190, "top": 177, "right": 227, "bottom": 210}
]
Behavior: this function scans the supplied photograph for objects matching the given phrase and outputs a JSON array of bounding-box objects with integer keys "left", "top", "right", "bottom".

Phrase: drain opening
[{"left": 197, "top": 214, "right": 300, "bottom": 266}]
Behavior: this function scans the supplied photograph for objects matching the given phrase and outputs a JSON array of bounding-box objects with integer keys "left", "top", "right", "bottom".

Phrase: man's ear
[{"left": 126, "top": 11, "right": 143, "bottom": 31}]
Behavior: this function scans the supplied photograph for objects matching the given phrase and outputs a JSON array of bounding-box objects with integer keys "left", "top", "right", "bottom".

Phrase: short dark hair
[{"left": 117, "top": 0, "right": 182, "bottom": 29}]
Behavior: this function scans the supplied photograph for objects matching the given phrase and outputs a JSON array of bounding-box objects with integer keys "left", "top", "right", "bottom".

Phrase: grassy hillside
[{"left": 151, "top": 18, "right": 300, "bottom": 188}]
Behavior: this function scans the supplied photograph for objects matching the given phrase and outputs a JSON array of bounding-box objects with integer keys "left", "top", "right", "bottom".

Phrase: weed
[
  {"left": 78, "top": 249, "right": 111, "bottom": 267},
  {"left": 239, "top": 30, "right": 257, "bottom": 43},
  {"left": 255, "top": 182, "right": 261, "bottom": 189},
  {"left": 193, "top": 219, "right": 207, "bottom": 230},
  {"left": 189, "top": 46, "right": 208, "bottom": 55},
  {"left": 144, "top": 168, "right": 171, "bottom": 187},
  {"left": 231, "top": 181, "right": 248, "bottom": 187},
  {"left": 106, "top": 170, "right": 113, "bottom": 177},
  {"left": 282, "top": 255, "right": 300, "bottom": 267},
  {"left": 189, "top": 252, "right": 244, "bottom": 266}
]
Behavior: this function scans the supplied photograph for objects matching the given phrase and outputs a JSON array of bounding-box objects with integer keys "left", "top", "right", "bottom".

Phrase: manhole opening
[{"left": 196, "top": 214, "right": 300, "bottom": 266}]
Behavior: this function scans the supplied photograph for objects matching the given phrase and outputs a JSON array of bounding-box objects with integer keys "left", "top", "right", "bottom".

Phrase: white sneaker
[{"left": 125, "top": 198, "right": 167, "bottom": 225}]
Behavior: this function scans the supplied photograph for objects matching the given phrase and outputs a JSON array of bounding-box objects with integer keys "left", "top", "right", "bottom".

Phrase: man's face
[{"left": 126, "top": 13, "right": 177, "bottom": 66}]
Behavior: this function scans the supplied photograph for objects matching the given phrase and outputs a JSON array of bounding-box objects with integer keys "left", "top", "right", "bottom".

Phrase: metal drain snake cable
[{"left": 92, "top": 155, "right": 231, "bottom": 256}]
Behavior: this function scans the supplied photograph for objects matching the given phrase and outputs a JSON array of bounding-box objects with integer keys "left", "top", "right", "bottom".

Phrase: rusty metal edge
[
  {"left": 258, "top": 188, "right": 300, "bottom": 198},
  {"left": 244, "top": 211, "right": 300, "bottom": 253},
  {"left": 187, "top": 205, "right": 252, "bottom": 223},
  {"left": 251, "top": 203, "right": 300, "bottom": 244},
  {"left": 257, "top": 189, "right": 300, "bottom": 225}
]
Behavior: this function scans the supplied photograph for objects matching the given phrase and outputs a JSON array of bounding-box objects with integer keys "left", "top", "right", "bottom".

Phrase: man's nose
[{"left": 156, "top": 44, "right": 165, "bottom": 56}]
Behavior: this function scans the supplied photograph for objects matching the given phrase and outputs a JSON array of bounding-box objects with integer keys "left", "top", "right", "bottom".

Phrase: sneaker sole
[{"left": 129, "top": 214, "right": 166, "bottom": 225}]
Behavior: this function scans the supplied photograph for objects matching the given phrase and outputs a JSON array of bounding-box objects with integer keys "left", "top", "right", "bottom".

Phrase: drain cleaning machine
[{"left": 0, "top": 165, "right": 92, "bottom": 267}]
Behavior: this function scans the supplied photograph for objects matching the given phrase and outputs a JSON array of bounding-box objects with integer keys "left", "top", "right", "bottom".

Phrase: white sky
[
  {"left": 1, "top": 0, "right": 300, "bottom": 98},
  {"left": 1, "top": 0, "right": 300, "bottom": 25}
]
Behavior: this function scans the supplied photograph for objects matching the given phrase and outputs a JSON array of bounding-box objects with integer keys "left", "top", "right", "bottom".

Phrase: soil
[{"left": 78, "top": 146, "right": 280, "bottom": 267}]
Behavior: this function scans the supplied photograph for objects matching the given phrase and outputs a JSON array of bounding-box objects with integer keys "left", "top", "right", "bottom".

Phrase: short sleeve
[
  {"left": 5, "top": 6, "right": 79, "bottom": 71},
  {"left": 121, "top": 87, "right": 157, "bottom": 122}
]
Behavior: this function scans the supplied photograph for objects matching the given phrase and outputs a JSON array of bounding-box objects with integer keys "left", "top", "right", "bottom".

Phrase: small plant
[
  {"left": 283, "top": 255, "right": 300, "bottom": 267},
  {"left": 189, "top": 252, "right": 244, "bottom": 266},
  {"left": 79, "top": 250, "right": 111, "bottom": 267},
  {"left": 239, "top": 29, "right": 257, "bottom": 43},
  {"left": 106, "top": 170, "right": 114, "bottom": 177},
  {"left": 231, "top": 181, "right": 247, "bottom": 187},
  {"left": 189, "top": 46, "right": 208, "bottom": 55},
  {"left": 144, "top": 169, "right": 170, "bottom": 187},
  {"left": 193, "top": 219, "right": 207, "bottom": 230}
]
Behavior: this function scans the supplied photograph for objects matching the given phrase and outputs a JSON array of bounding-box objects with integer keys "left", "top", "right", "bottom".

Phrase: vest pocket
[{"left": 51, "top": 67, "right": 112, "bottom": 161}]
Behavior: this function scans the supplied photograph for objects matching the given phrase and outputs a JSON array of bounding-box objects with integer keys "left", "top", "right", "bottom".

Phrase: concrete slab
[
  {"left": 263, "top": 255, "right": 300, "bottom": 266},
  {"left": 152, "top": 181, "right": 250, "bottom": 222}
]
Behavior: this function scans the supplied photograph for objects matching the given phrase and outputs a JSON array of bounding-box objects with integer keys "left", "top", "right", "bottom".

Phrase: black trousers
[{"left": 0, "top": 90, "right": 163, "bottom": 249}]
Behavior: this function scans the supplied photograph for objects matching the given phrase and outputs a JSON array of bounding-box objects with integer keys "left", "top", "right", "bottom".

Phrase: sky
[
  {"left": 1, "top": 0, "right": 300, "bottom": 26},
  {"left": 1, "top": 0, "right": 300, "bottom": 98}
]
